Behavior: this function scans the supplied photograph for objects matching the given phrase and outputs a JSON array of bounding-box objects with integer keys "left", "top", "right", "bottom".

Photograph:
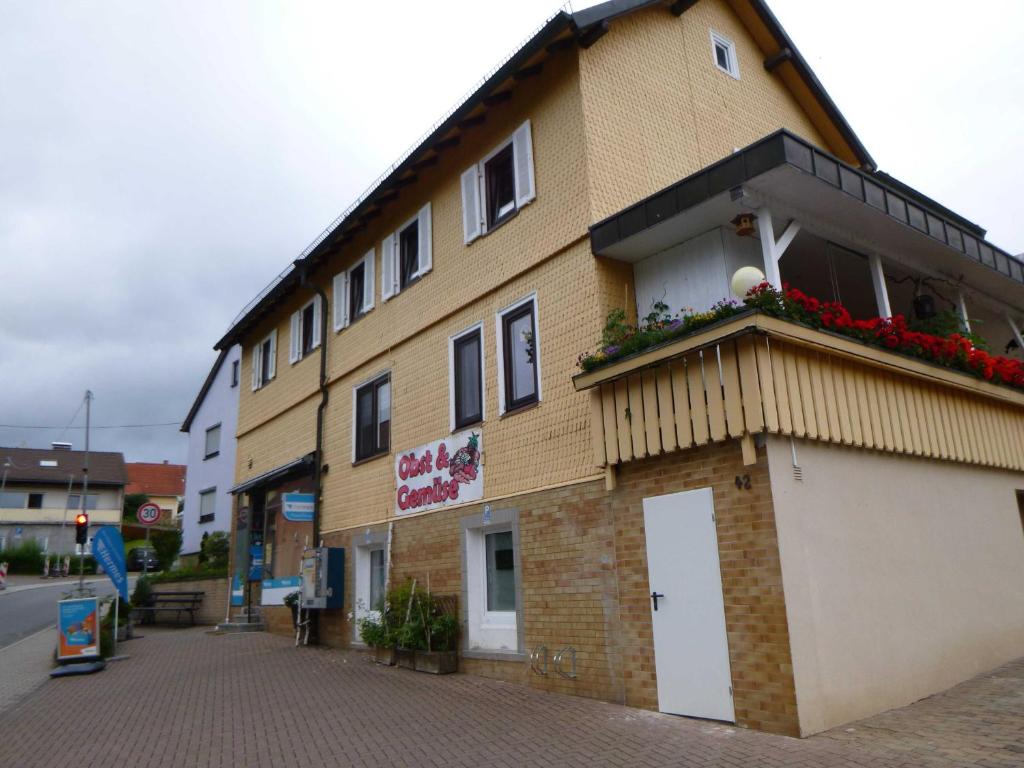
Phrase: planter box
[
  {"left": 374, "top": 646, "right": 396, "bottom": 666},
  {"left": 414, "top": 650, "right": 458, "bottom": 675},
  {"left": 395, "top": 647, "right": 416, "bottom": 670}
]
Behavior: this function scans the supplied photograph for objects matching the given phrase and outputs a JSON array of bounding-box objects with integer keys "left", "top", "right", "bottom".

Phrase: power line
[{"left": 0, "top": 421, "right": 180, "bottom": 430}]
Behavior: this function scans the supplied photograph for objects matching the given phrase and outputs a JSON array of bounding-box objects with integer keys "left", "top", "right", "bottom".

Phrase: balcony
[{"left": 572, "top": 312, "right": 1024, "bottom": 472}]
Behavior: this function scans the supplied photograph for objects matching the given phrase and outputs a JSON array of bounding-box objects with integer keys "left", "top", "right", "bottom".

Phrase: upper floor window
[
  {"left": 199, "top": 488, "right": 216, "bottom": 524},
  {"left": 68, "top": 493, "right": 99, "bottom": 510},
  {"left": 496, "top": 294, "right": 541, "bottom": 414},
  {"left": 251, "top": 331, "right": 277, "bottom": 390},
  {"left": 289, "top": 296, "right": 322, "bottom": 364},
  {"left": 28, "top": 493, "right": 44, "bottom": 509},
  {"left": 334, "top": 250, "right": 375, "bottom": 331},
  {"left": 382, "top": 204, "right": 432, "bottom": 302},
  {"left": 450, "top": 325, "right": 484, "bottom": 430},
  {"left": 204, "top": 424, "right": 221, "bottom": 460},
  {"left": 230, "top": 360, "right": 239, "bottom": 388},
  {"left": 353, "top": 373, "right": 391, "bottom": 462},
  {"left": 710, "top": 30, "right": 739, "bottom": 79},
  {"left": 461, "top": 120, "right": 536, "bottom": 244},
  {"left": 0, "top": 491, "right": 27, "bottom": 509}
]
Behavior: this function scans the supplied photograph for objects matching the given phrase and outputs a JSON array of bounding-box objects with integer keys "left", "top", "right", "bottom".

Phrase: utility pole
[{"left": 78, "top": 390, "right": 92, "bottom": 592}]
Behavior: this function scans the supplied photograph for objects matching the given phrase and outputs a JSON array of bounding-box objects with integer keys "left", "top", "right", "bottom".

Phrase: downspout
[{"left": 300, "top": 263, "right": 329, "bottom": 644}]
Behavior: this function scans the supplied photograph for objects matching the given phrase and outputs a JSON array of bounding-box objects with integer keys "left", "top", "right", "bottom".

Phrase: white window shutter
[
  {"left": 362, "top": 249, "right": 375, "bottom": 313},
  {"left": 512, "top": 119, "right": 536, "bottom": 207},
  {"left": 416, "top": 202, "right": 432, "bottom": 277},
  {"left": 289, "top": 311, "right": 301, "bottom": 364},
  {"left": 333, "top": 272, "right": 347, "bottom": 331},
  {"left": 251, "top": 345, "right": 261, "bottom": 391},
  {"left": 311, "top": 295, "right": 322, "bottom": 349},
  {"left": 267, "top": 330, "right": 277, "bottom": 380},
  {"left": 461, "top": 165, "right": 482, "bottom": 244},
  {"left": 381, "top": 234, "right": 397, "bottom": 302}
]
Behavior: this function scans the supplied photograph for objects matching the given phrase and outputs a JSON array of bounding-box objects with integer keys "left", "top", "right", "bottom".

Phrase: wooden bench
[{"left": 133, "top": 591, "right": 205, "bottom": 626}]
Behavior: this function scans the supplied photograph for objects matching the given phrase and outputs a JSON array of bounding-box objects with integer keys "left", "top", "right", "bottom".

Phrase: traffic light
[{"left": 75, "top": 513, "right": 89, "bottom": 546}]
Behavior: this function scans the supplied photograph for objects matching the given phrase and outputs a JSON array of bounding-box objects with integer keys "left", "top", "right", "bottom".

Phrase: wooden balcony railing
[{"left": 573, "top": 313, "right": 1024, "bottom": 471}]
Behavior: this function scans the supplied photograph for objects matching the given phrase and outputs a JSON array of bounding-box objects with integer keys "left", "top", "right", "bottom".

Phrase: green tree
[
  {"left": 122, "top": 492, "right": 150, "bottom": 523},
  {"left": 151, "top": 528, "right": 183, "bottom": 571},
  {"left": 200, "top": 531, "right": 230, "bottom": 569}
]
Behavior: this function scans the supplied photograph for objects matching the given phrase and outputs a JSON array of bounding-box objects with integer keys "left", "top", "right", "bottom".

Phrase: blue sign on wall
[
  {"left": 282, "top": 493, "right": 315, "bottom": 522},
  {"left": 92, "top": 526, "right": 128, "bottom": 602}
]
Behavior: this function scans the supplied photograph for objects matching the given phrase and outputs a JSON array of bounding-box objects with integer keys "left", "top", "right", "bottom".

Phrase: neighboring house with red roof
[{"left": 125, "top": 461, "right": 185, "bottom": 530}]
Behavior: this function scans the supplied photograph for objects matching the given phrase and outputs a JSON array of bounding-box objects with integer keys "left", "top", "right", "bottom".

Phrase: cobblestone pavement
[
  {"left": 2, "top": 628, "right": 1022, "bottom": 768},
  {"left": 0, "top": 628, "right": 55, "bottom": 714}
]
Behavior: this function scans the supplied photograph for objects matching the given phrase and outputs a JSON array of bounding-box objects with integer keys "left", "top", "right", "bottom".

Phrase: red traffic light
[{"left": 75, "top": 513, "right": 88, "bottom": 525}]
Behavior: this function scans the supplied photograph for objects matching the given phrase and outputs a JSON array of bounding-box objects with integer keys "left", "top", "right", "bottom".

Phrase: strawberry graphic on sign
[{"left": 449, "top": 433, "right": 480, "bottom": 484}]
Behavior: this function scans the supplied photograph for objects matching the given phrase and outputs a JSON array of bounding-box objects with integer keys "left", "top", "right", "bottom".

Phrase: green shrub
[
  {"left": 151, "top": 528, "right": 183, "bottom": 571},
  {"left": 200, "top": 531, "right": 229, "bottom": 569},
  {"left": 385, "top": 580, "right": 459, "bottom": 652},
  {"left": 132, "top": 575, "right": 154, "bottom": 607},
  {"left": 2, "top": 540, "right": 45, "bottom": 574},
  {"left": 149, "top": 564, "right": 227, "bottom": 584}
]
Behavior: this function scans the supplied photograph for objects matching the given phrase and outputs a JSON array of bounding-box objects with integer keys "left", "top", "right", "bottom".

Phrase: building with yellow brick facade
[{"left": 215, "top": 0, "right": 1024, "bottom": 737}]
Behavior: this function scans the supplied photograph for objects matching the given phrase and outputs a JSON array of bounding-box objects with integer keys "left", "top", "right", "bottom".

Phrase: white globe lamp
[{"left": 730, "top": 266, "right": 766, "bottom": 300}]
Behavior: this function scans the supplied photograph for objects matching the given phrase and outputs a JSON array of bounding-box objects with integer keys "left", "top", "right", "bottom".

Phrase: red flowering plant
[{"left": 579, "top": 282, "right": 1024, "bottom": 391}]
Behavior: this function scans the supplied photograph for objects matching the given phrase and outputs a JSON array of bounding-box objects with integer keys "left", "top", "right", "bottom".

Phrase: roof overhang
[
  {"left": 229, "top": 454, "right": 314, "bottom": 495},
  {"left": 590, "top": 131, "right": 1024, "bottom": 312}
]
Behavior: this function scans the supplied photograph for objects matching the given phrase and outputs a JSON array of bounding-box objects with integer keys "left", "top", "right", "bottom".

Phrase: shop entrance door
[{"left": 642, "top": 487, "right": 734, "bottom": 722}]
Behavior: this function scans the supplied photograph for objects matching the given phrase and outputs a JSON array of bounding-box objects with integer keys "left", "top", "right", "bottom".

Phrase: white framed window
[
  {"left": 449, "top": 323, "right": 485, "bottom": 431},
  {"left": 710, "top": 30, "right": 739, "bottom": 79},
  {"left": 251, "top": 330, "right": 277, "bottom": 390},
  {"left": 199, "top": 487, "right": 216, "bottom": 523},
  {"left": 68, "top": 493, "right": 98, "bottom": 510},
  {"left": 352, "top": 372, "right": 391, "bottom": 462},
  {"left": 381, "top": 203, "right": 432, "bottom": 302},
  {"left": 289, "top": 296, "right": 322, "bottom": 364},
  {"left": 204, "top": 424, "right": 221, "bottom": 460},
  {"left": 462, "top": 509, "right": 521, "bottom": 654},
  {"left": 461, "top": 119, "right": 536, "bottom": 244},
  {"left": 495, "top": 293, "right": 541, "bottom": 415},
  {"left": 333, "top": 249, "right": 376, "bottom": 331}
]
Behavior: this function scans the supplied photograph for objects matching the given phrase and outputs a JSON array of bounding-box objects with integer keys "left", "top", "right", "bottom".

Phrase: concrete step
[{"left": 214, "top": 621, "right": 266, "bottom": 633}]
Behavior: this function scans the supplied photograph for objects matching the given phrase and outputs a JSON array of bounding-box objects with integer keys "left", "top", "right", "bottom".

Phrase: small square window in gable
[{"left": 710, "top": 30, "right": 739, "bottom": 79}]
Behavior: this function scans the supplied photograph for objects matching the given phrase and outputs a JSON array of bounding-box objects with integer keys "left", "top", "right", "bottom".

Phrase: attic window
[
  {"left": 39, "top": 460, "right": 58, "bottom": 467},
  {"left": 710, "top": 31, "right": 739, "bottom": 79}
]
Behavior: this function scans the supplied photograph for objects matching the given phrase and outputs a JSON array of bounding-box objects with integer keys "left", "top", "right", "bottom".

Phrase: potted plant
[
  {"left": 283, "top": 590, "right": 301, "bottom": 629},
  {"left": 357, "top": 611, "right": 396, "bottom": 666},
  {"left": 414, "top": 611, "right": 459, "bottom": 675}
]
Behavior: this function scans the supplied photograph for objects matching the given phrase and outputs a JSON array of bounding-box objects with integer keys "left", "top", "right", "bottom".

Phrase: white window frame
[
  {"left": 494, "top": 292, "right": 542, "bottom": 416},
  {"left": 351, "top": 370, "right": 392, "bottom": 464},
  {"left": 198, "top": 487, "right": 217, "bottom": 523},
  {"left": 251, "top": 330, "right": 277, "bottom": 390},
  {"left": 462, "top": 512, "right": 521, "bottom": 654},
  {"left": 710, "top": 30, "right": 740, "bottom": 79},
  {"left": 352, "top": 534, "right": 388, "bottom": 642},
  {"left": 289, "top": 296, "right": 322, "bottom": 364},
  {"left": 448, "top": 322, "right": 485, "bottom": 432},
  {"left": 381, "top": 203, "right": 432, "bottom": 302},
  {"left": 461, "top": 119, "right": 535, "bottom": 245},
  {"left": 204, "top": 424, "right": 221, "bottom": 460},
  {"left": 333, "top": 249, "right": 376, "bottom": 332}
]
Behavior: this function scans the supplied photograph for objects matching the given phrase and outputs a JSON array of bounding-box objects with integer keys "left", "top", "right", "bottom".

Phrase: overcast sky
[{"left": 2, "top": 0, "right": 1022, "bottom": 464}]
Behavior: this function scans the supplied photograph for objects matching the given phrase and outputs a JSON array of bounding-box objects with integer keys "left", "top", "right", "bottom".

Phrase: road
[{"left": 0, "top": 579, "right": 119, "bottom": 649}]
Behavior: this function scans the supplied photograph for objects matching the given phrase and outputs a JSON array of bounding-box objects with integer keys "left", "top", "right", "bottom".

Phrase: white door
[{"left": 643, "top": 487, "right": 735, "bottom": 722}]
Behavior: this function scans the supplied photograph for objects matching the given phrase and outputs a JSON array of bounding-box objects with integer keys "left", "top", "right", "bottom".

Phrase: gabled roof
[
  {"left": 125, "top": 462, "right": 186, "bottom": 497},
  {"left": 216, "top": 0, "right": 874, "bottom": 351},
  {"left": 0, "top": 447, "right": 127, "bottom": 487},
  {"left": 181, "top": 348, "right": 229, "bottom": 433}
]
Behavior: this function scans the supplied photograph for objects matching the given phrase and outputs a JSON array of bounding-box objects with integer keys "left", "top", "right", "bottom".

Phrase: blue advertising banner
[
  {"left": 58, "top": 597, "right": 100, "bottom": 660},
  {"left": 230, "top": 573, "right": 244, "bottom": 607},
  {"left": 282, "top": 492, "right": 315, "bottom": 522},
  {"left": 92, "top": 526, "right": 128, "bottom": 602}
]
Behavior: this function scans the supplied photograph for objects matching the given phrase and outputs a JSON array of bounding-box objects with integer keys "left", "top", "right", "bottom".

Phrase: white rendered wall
[
  {"left": 767, "top": 436, "right": 1024, "bottom": 735},
  {"left": 633, "top": 227, "right": 763, "bottom": 317},
  {"left": 182, "top": 346, "right": 241, "bottom": 555}
]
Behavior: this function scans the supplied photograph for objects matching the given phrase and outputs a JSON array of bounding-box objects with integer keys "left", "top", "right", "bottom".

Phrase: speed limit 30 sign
[{"left": 136, "top": 502, "right": 162, "bottom": 526}]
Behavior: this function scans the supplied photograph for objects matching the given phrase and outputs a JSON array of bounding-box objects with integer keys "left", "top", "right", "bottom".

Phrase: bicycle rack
[
  {"left": 530, "top": 645, "right": 548, "bottom": 676},
  {"left": 553, "top": 646, "right": 577, "bottom": 679}
]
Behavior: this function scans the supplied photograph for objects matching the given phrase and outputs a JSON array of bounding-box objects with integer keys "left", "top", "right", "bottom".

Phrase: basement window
[{"left": 710, "top": 30, "right": 739, "bottom": 79}]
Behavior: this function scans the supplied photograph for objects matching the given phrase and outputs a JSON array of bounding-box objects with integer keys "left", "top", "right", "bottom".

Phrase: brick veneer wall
[{"left": 309, "top": 438, "right": 799, "bottom": 735}]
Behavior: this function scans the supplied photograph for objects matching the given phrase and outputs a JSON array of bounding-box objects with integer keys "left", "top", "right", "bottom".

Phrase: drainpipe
[{"left": 299, "top": 263, "right": 329, "bottom": 645}]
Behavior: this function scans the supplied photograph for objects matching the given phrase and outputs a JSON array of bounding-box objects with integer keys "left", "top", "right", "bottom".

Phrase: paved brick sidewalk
[
  {"left": 0, "top": 627, "right": 55, "bottom": 715},
  {"left": 2, "top": 628, "right": 1022, "bottom": 768}
]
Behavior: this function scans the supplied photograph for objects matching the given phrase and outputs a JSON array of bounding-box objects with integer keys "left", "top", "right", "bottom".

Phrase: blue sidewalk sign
[{"left": 92, "top": 526, "right": 128, "bottom": 602}]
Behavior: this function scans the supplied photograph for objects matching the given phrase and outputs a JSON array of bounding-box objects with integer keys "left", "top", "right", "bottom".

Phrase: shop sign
[
  {"left": 395, "top": 430, "right": 482, "bottom": 515},
  {"left": 57, "top": 597, "right": 100, "bottom": 660},
  {"left": 261, "top": 576, "right": 302, "bottom": 605},
  {"left": 282, "top": 493, "right": 315, "bottom": 522}
]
